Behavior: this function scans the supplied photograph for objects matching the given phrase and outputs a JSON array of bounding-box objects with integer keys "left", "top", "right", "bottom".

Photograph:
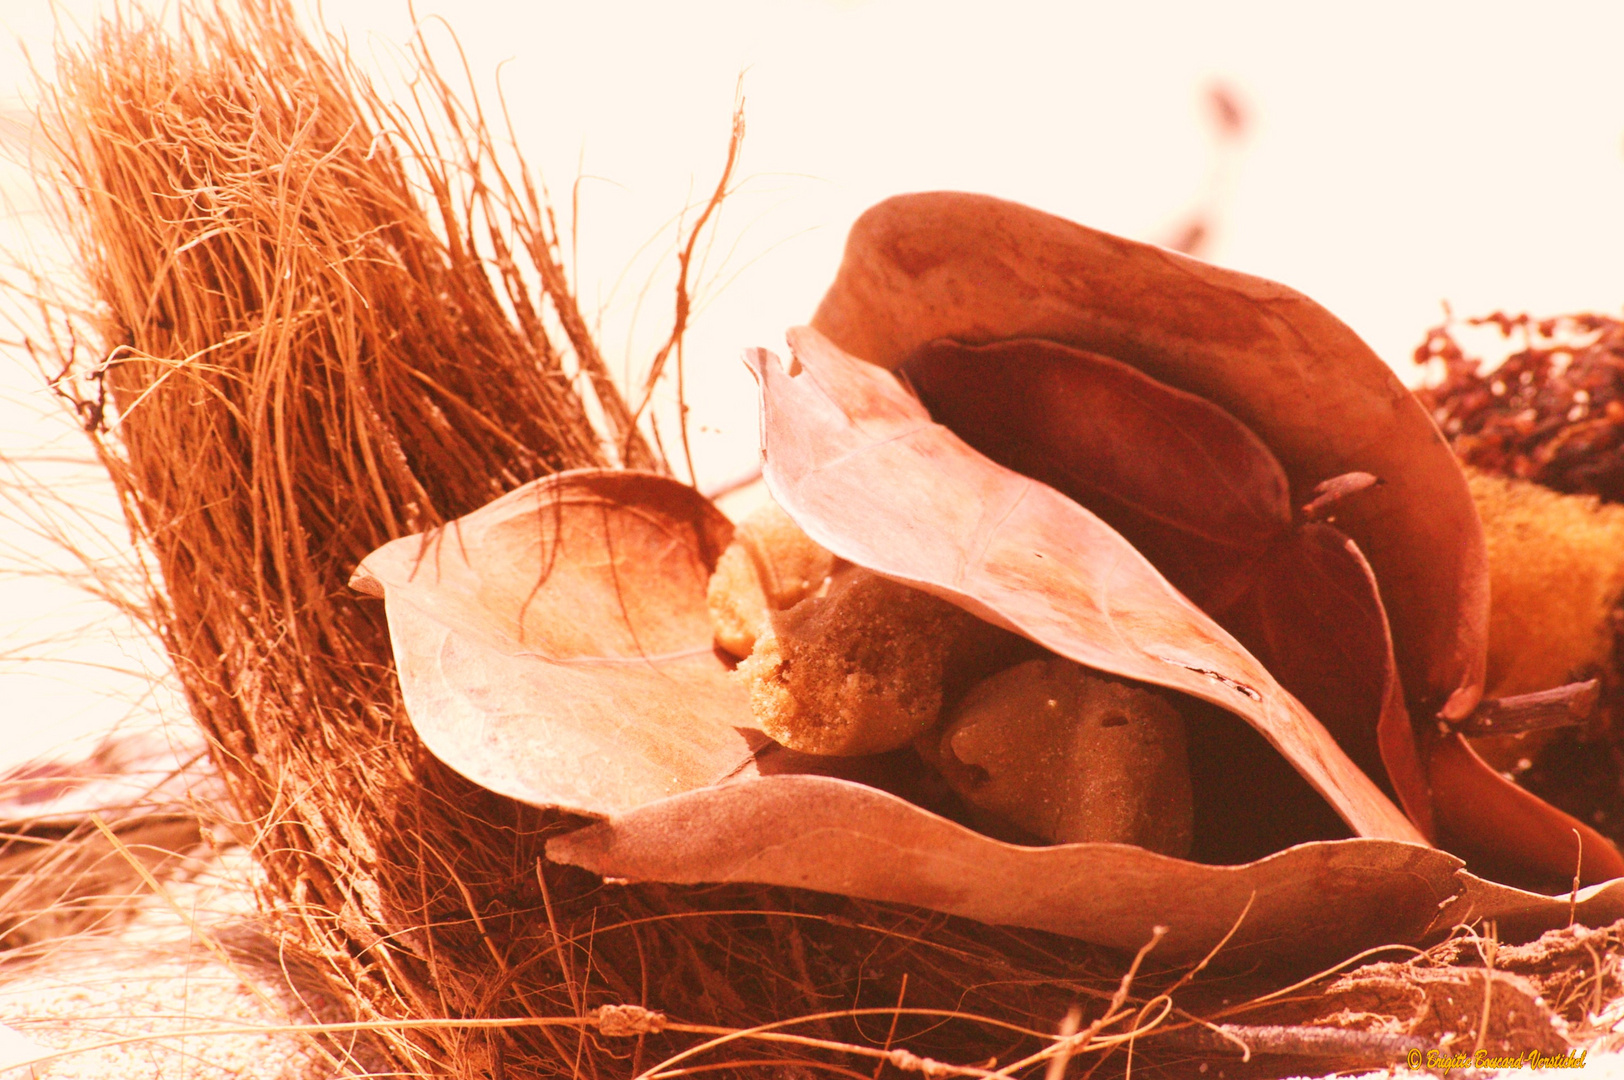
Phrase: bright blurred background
[{"left": 1, "top": 0, "right": 1622, "bottom": 769}]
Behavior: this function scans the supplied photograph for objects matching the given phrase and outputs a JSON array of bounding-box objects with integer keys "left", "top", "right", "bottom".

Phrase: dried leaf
[
  {"left": 353, "top": 460, "right": 1622, "bottom": 960},
  {"left": 903, "top": 337, "right": 1432, "bottom": 838},
  {"left": 546, "top": 773, "right": 1624, "bottom": 966},
  {"left": 748, "top": 325, "right": 1423, "bottom": 846},
  {"left": 901, "top": 338, "right": 1292, "bottom": 608},
  {"left": 807, "top": 192, "right": 1621, "bottom": 884},
  {"left": 552, "top": 775, "right": 1457, "bottom": 965},
  {"left": 1431, "top": 733, "right": 1624, "bottom": 885},
  {"left": 356, "top": 194, "right": 1624, "bottom": 962},
  {"left": 810, "top": 191, "right": 1487, "bottom": 723},
  {"left": 350, "top": 470, "right": 757, "bottom": 815}
]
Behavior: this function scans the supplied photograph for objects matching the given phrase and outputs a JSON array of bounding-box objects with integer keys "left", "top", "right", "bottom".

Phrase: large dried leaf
[
  {"left": 901, "top": 338, "right": 1292, "bottom": 607},
  {"left": 552, "top": 776, "right": 1456, "bottom": 965},
  {"left": 903, "top": 337, "right": 1433, "bottom": 839},
  {"left": 809, "top": 191, "right": 1488, "bottom": 723},
  {"left": 749, "top": 325, "right": 1424, "bottom": 846},
  {"left": 350, "top": 470, "right": 758, "bottom": 815},
  {"left": 547, "top": 777, "right": 1624, "bottom": 965},
  {"left": 809, "top": 194, "right": 1624, "bottom": 885},
  {"left": 352, "top": 195, "right": 1624, "bottom": 955}
]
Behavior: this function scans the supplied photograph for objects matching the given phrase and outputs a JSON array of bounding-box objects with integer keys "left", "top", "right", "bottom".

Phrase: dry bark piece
[
  {"left": 928, "top": 657, "right": 1193, "bottom": 855},
  {"left": 747, "top": 326, "right": 1426, "bottom": 846},
  {"left": 706, "top": 500, "right": 836, "bottom": 658},
  {"left": 1461, "top": 681, "right": 1599, "bottom": 739},
  {"left": 739, "top": 566, "right": 1013, "bottom": 756}
]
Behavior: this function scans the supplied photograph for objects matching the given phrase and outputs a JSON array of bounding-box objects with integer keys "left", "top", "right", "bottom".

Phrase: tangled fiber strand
[{"left": 20, "top": 2, "right": 1158, "bottom": 1077}]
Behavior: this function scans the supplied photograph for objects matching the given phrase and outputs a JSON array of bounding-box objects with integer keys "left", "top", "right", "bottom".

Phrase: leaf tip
[{"left": 741, "top": 346, "right": 778, "bottom": 382}]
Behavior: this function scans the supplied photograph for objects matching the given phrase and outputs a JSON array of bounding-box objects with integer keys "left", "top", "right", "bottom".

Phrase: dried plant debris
[
  {"left": 32, "top": 1, "right": 1624, "bottom": 1068},
  {"left": 1416, "top": 312, "right": 1624, "bottom": 500},
  {"left": 367, "top": 197, "right": 1624, "bottom": 981},
  {"left": 20, "top": 2, "right": 739, "bottom": 1077},
  {"left": 1088, "top": 921, "right": 1624, "bottom": 1076},
  {"left": 1418, "top": 314, "right": 1624, "bottom": 853},
  {"left": 789, "top": 191, "right": 1624, "bottom": 887}
]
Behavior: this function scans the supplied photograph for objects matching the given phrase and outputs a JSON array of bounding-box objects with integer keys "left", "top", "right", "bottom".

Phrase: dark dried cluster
[{"left": 1415, "top": 312, "right": 1624, "bottom": 502}]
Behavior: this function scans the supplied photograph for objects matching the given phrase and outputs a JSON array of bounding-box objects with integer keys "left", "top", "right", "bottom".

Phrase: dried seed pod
[
  {"left": 738, "top": 566, "right": 1015, "bottom": 756},
  {"left": 706, "top": 500, "right": 837, "bottom": 658},
  {"left": 928, "top": 657, "right": 1194, "bottom": 856}
]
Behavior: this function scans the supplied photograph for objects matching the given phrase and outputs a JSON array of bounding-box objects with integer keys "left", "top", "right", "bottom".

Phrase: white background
[{"left": 1, "top": 0, "right": 1622, "bottom": 765}]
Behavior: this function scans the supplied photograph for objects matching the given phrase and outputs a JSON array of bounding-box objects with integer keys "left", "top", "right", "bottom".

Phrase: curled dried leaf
[
  {"left": 748, "top": 326, "right": 1424, "bottom": 846},
  {"left": 358, "top": 195, "right": 1624, "bottom": 963},
  {"left": 811, "top": 191, "right": 1487, "bottom": 723},
  {"left": 901, "top": 336, "right": 1433, "bottom": 841},
  {"left": 806, "top": 192, "right": 1621, "bottom": 885},
  {"left": 353, "top": 463, "right": 1624, "bottom": 961},
  {"left": 351, "top": 470, "right": 757, "bottom": 815}
]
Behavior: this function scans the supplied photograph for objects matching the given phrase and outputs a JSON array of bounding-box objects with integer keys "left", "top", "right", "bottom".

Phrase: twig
[
  {"left": 1472, "top": 921, "right": 1499, "bottom": 1059},
  {"left": 1043, "top": 1007, "right": 1082, "bottom": 1080},
  {"left": 1457, "top": 679, "right": 1598, "bottom": 737},
  {"left": 1571, "top": 828, "right": 1584, "bottom": 928},
  {"left": 1299, "top": 471, "right": 1382, "bottom": 521},
  {"left": 624, "top": 82, "right": 747, "bottom": 483},
  {"left": 873, "top": 974, "right": 910, "bottom": 1080},
  {"left": 985, "top": 925, "right": 1167, "bottom": 1079},
  {"left": 1146, "top": 1023, "right": 1418, "bottom": 1063}
]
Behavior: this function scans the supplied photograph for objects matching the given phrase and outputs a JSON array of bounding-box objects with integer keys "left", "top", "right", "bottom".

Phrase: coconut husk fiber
[{"left": 21, "top": 2, "right": 1624, "bottom": 1077}]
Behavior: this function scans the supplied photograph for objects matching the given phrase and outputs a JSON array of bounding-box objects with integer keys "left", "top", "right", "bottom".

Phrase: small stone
[
  {"left": 738, "top": 566, "right": 1012, "bottom": 756},
  {"left": 929, "top": 657, "right": 1193, "bottom": 856},
  {"left": 706, "top": 501, "right": 837, "bottom": 658}
]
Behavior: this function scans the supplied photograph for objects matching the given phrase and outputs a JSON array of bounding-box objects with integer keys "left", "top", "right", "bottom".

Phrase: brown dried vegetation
[
  {"left": 1418, "top": 315, "right": 1624, "bottom": 850},
  {"left": 10, "top": 1, "right": 1620, "bottom": 1076}
]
